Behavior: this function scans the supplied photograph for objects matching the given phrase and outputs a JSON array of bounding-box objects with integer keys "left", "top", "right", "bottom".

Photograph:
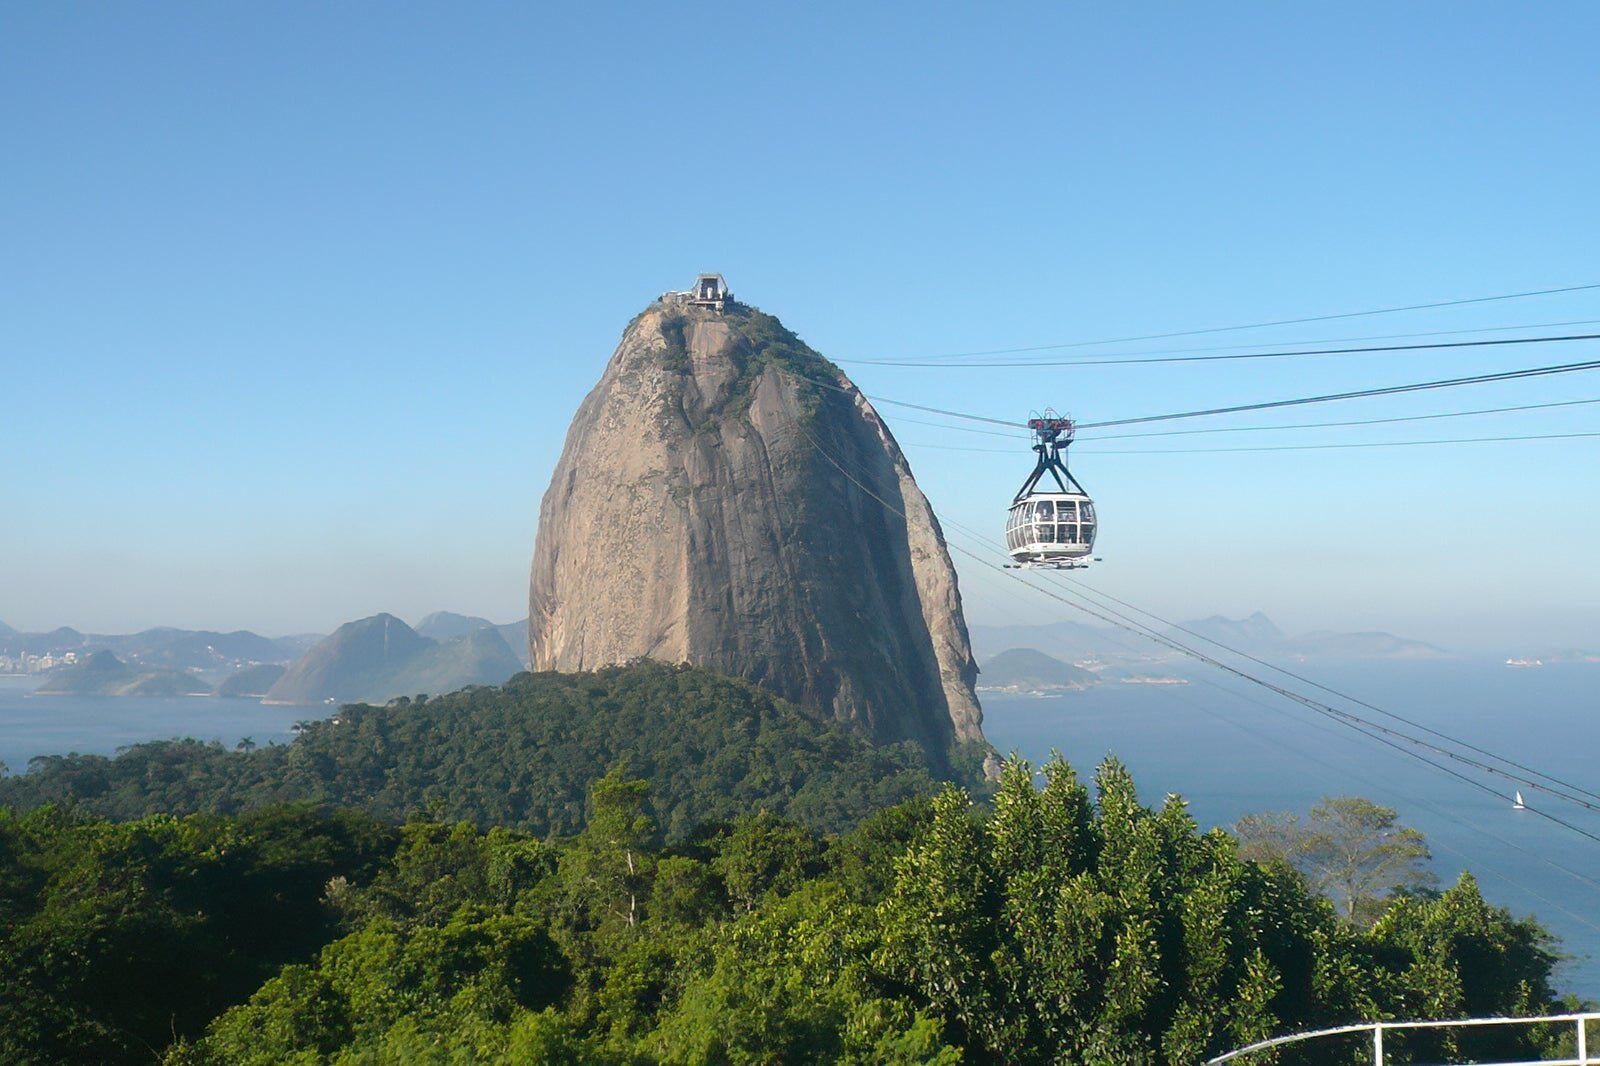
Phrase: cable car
[{"left": 1005, "top": 411, "right": 1097, "bottom": 568}]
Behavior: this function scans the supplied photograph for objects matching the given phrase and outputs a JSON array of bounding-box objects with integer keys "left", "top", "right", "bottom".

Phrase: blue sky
[{"left": 4, "top": 3, "right": 1597, "bottom": 651}]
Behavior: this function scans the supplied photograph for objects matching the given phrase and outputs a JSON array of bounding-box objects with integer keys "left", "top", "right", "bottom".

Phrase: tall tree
[{"left": 1237, "top": 796, "right": 1434, "bottom": 926}]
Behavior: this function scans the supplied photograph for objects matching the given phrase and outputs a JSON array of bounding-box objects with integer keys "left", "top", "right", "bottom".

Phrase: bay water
[{"left": 0, "top": 675, "right": 311, "bottom": 773}]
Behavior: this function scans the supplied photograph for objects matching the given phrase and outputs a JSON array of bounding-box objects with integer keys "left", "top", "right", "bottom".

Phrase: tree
[
  {"left": 1235, "top": 796, "right": 1435, "bottom": 926},
  {"left": 561, "top": 766, "right": 657, "bottom": 933}
]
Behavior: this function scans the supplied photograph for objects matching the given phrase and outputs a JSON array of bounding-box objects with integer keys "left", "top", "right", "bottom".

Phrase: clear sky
[{"left": 4, "top": 3, "right": 1597, "bottom": 653}]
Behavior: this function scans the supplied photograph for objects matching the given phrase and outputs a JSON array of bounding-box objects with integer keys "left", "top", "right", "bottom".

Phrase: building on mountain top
[{"left": 661, "top": 273, "right": 732, "bottom": 312}]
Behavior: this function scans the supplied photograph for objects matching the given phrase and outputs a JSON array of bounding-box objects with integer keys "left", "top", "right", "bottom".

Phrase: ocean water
[
  {"left": 981, "top": 658, "right": 1600, "bottom": 1000},
  {"left": 0, "top": 675, "right": 312, "bottom": 774}
]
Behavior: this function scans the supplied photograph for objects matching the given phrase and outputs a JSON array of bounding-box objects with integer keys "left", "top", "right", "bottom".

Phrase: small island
[{"left": 977, "top": 647, "right": 1099, "bottom": 695}]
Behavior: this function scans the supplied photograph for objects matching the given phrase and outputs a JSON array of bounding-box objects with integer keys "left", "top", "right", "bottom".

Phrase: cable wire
[
  {"left": 798, "top": 356, "right": 1600, "bottom": 433},
  {"left": 1085, "top": 396, "right": 1600, "bottom": 441},
  {"left": 843, "top": 331, "right": 1600, "bottom": 369},
  {"left": 841, "top": 317, "right": 1600, "bottom": 367},
  {"left": 864, "top": 282, "right": 1600, "bottom": 361},
  {"left": 1078, "top": 358, "right": 1600, "bottom": 430},
  {"left": 1081, "top": 430, "right": 1600, "bottom": 455},
  {"left": 792, "top": 420, "right": 1600, "bottom": 853}
]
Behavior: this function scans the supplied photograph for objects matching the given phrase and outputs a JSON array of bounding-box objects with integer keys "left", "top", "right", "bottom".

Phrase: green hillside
[{"left": 1, "top": 661, "right": 957, "bottom": 840}]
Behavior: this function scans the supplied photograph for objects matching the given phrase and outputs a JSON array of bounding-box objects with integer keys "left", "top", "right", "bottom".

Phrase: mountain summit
[{"left": 528, "top": 287, "right": 984, "bottom": 761}]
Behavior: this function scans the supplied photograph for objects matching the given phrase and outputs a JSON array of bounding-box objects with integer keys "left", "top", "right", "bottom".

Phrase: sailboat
[{"left": 1513, "top": 791, "right": 1527, "bottom": 810}]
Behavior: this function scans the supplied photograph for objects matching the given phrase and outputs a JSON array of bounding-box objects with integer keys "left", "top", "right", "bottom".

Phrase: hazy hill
[
  {"left": 3, "top": 626, "right": 88, "bottom": 657},
  {"left": 1175, "top": 611, "right": 1288, "bottom": 651},
  {"left": 215, "top": 663, "right": 288, "bottom": 698},
  {"left": 111, "top": 628, "right": 292, "bottom": 670},
  {"left": 415, "top": 611, "right": 495, "bottom": 640},
  {"left": 978, "top": 648, "right": 1098, "bottom": 692},
  {"left": 264, "top": 614, "right": 523, "bottom": 705},
  {"left": 35, "top": 650, "right": 210, "bottom": 697},
  {"left": 415, "top": 613, "right": 530, "bottom": 668},
  {"left": 383, "top": 627, "right": 525, "bottom": 700},
  {"left": 495, "top": 619, "right": 530, "bottom": 666},
  {"left": 969, "top": 619, "right": 1148, "bottom": 664},
  {"left": 1, "top": 624, "right": 312, "bottom": 671},
  {"left": 1291, "top": 629, "right": 1451, "bottom": 659},
  {"left": 973, "top": 613, "right": 1448, "bottom": 665},
  {"left": 1175, "top": 613, "right": 1449, "bottom": 660}
]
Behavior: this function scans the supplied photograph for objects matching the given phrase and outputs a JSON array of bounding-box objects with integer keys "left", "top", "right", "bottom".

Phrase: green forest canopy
[
  {"left": 0, "top": 660, "right": 1582, "bottom": 1063},
  {"left": 0, "top": 759, "right": 1569, "bottom": 1065}
]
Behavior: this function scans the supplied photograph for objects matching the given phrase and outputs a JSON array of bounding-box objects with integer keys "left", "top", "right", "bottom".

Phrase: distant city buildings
[{"left": 0, "top": 651, "right": 77, "bottom": 674}]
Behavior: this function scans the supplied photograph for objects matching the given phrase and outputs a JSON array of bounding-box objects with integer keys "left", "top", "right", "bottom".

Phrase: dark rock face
[{"left": 528, "top": 301, "right": 985, "bottom": 759}]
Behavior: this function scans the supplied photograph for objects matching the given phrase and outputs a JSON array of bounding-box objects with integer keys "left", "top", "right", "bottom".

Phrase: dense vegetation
[
  {"left": 0, "top": 662, "right": 955, "bottom": 840},
  {"left": 0, "top": 758, "right": 1568, "bottom": 1065}
]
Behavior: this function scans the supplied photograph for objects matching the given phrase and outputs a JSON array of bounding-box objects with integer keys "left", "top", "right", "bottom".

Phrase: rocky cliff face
[{"left": 528, "top": 300, "right": 985, "bottom": 761}]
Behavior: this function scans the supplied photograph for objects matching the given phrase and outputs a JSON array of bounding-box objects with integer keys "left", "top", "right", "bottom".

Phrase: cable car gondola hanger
[{"left": 1004, "top": 409, "right": 1100, "bottom": 569}]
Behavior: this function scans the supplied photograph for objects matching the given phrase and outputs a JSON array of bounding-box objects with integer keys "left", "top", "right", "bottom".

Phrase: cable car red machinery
[{"left": 1005, "top": 411, "right": 1099, "bottom": 568}]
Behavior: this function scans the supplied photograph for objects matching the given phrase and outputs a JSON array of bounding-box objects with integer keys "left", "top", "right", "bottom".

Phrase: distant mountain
[
  {"left": 1, "top": 624, "right": 312, "bottom": 671},
  {"left": 35, "top": 650, "right": 210, "bottom": 697},
  {"left": 969, "top": 620, "right": 1150, "bottom": 664},
  {"left": 1291, "top": 630, "right": 1450, "bottom": 660},
  {"left": 978, "top": 648, "right": 1098, "bottom": 693},
  {"left": 414, "top": 613, "right": 530, "bottom": 668},
  {"left": 106, "top": 628, "right": 292, "bottom": 670},
  {"left": 265, "top": 615, "right": 430, "bottom": 704},
  {"left": 215, "top": 663, "right": 288, "bottom": 698},
  {"left": 1173, "top": 613, "right": 1449, "bottom": 660},
  {"left": 3, "top": 626, "right": 89, "bottom": 657},
  {"left": 496, "top": 620, "right": 530, "bottom": 667},
  {"left": 1177, "top": 612, "right": 1289, "bottom": 651},
  {"left": 415, "top": 612, "right": 495, "bottom": 640},
  {"left": 264, "top": 614, "right": 524, "bottom": 705},
  {"left": 271, "top": 633, "right": 328, "bottom": 659},
  {"left": 385, "top": 627, "right": 525, "bottom": 701},
  {"left": 974, "top": 612, "right": 1448, "bottom": 665}
]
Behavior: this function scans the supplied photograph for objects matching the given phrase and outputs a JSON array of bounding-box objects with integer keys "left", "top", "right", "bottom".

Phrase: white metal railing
[{"left": 1205, "top": 1011, "right": 1600, "bottom": 1066}]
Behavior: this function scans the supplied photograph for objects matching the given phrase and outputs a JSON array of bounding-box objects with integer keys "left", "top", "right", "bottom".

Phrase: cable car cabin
[
  {"left": 1006, "top": 411, "right": 1097, "bottom": 569},
  {"left": 1006, "top": 492, "right": 1096, "bottom": 567}
]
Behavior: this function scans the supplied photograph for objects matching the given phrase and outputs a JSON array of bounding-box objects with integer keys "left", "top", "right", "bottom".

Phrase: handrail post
[
  {"left": 1579, "top": 1015, "right": 1588, "bottom": 1065},
  {"left": 1373, "top": 1022, "right": 1384, "bottom": 1066}
]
